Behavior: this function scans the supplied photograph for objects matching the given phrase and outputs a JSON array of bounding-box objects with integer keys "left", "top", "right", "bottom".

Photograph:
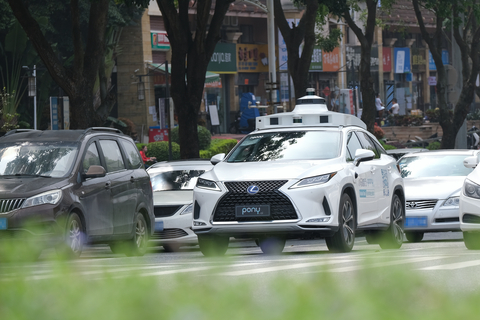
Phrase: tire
[
  {"left": 109, "top": 242, "right": 126, "bottom": 254},
  {"left": 463, "top": 232, "right": 480, "bottom": 250},
  {"left": 326, "top": 193, "right": 355, "bottom": 253},
  {"left": 56, "top": 213, "right": 84, "bottom": 259},
  {"left": 258, "top": 237, "right": 286, "bottom": 255},
  {"left": 125, "top": 214, "right": 149, "bottom": 257},
  {"left": 379, "top": 194, "right": 405, "bottom": 249},
  {"left": 163, "top": 243, "right": 182, "bottom": 252},
  {"left": 405, "top": 231, "right": 424, "bottom": 243},
  {"left": 198, "top": 234, "right": 229, "bottom": 257}
]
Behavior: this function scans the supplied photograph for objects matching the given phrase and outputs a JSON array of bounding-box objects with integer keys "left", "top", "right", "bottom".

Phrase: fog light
[
  {"left": 193, "top": 221, "right": 206, "bottom": 226},
  {"left": 306, "top": 217, "right": 331, "bottom": 223}
]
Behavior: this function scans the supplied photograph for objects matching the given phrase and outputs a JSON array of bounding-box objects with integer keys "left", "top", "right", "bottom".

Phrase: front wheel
[
  {"left": 57, "top": 213, "right": 84, "bottom": 259},
  {"left": 463, "top": 232, "right": 480, "bottom": 250},
  {"left": 379, "top": 194, "right": 404, "bottom": 249},
  {"left": 405, "top": 231, "right": 424, "bottom": 243},
  {"left": 198, "top": 235, "right": 229, "bottom": 257},
  {"left": 326, "top": 193, "right": 355, "bottom": 253},
  {"left": 125, "top": 214, "right": 149, "bottom": 257}
]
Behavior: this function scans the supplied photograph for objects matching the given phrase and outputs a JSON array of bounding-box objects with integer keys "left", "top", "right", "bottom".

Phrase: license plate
[
  {"left": 405, "top": 216, "right": 427, "bottom": 228},
  {"left": 154, "top": 220, "right": 164, "bottom": 232},
  {"left": 0, "top": 217, "right": 7, "bottom": 230},
  {"left": 235, "top": 205, "right": 270, "bottom": 218}
]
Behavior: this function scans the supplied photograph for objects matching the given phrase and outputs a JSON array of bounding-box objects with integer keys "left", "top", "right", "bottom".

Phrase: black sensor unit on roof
[
  {"left": 270, "top": 118, "right": 279, "bottom": 125},
  {"left": 296, "top": 98, "right": 326, "bottom": 105},
  {"left": 320, "top": 115, "right": 329, "bottom": 123}
]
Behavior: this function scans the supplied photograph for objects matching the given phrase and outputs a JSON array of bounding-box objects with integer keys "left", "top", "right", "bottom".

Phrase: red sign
[
  {"left": 149, "top": 128, "right": 169, "bottom": 142},
  {"left": 383, "top": 47, "right": 392, "bottom": 72}
]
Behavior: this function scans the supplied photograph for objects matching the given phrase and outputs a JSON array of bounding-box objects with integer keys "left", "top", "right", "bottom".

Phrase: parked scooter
[
  {"left": 229, "top": 110, "right": 255, "bottom": 134},
  {"left": 467, "top": 126, "right": 480, "bottom": 149}
]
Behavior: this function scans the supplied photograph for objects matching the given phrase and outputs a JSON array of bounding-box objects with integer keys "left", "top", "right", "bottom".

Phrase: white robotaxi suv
[
  {"left": 459, "top": 155, "right": 480, "bottom": 249},
  {"left": 192, "top": 93, "right": 405, "bottom": 256}
]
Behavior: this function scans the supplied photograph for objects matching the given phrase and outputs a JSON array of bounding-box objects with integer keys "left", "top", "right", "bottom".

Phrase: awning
[{"left": 205, "top": 72, "right": 221, "bottom": 88}]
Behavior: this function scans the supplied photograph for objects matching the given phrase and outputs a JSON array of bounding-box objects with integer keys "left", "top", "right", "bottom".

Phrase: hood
[
  {"left": 467, "top": 166, "right": 480, "bottom": 185},
  {"left": 404, "top": 176, "right": 465, "bottom": 200},
  {"left": 0, "top": 177, "right": 68, "bottom": 198},
  {"left": 204, "top": 160, "right": 344, "bottom": 182}
]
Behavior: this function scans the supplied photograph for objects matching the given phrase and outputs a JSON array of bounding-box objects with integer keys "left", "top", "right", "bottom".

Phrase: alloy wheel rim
[
  {"left": 135, "top": 219, "right": 146, "bottom": 248},
  {"left": 342, "top": 200, "right": 354, "bottom": 246},
  {"left": 392, "top": 198, "right": 404, "bottom": 243},
  {"left": 69, "top": 220, "right": 82, "bottom": 253}
]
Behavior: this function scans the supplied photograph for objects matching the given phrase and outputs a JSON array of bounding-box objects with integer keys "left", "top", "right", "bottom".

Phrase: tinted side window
[
  {"left": 356, "top": 132, "right": 380, "bottom": 159},
  {"left": 120, "top": 139, "right": 143, "bottom": 169},
  {"left": 99, "top": 140, "right": 125, "bottom": 172},
  {"left": 83, "top": 142, "right": 102, "bottom": 174},
  {"left": 346, "top": 131, "right": 363, "bottom": 162}
]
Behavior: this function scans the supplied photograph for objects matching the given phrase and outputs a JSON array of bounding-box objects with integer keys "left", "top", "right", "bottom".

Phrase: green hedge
[
  {"left": 145, "top": 141, "right": 181, "bottom": 161},
  {"left": 171, "top": 126, "right": 212, "bottom": 150},
  {"left": 200, "top": 139, "right": 238, "bottom": 159}
]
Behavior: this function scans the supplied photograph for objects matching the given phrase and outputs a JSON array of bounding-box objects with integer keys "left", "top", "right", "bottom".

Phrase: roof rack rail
[
  {"left": 84, "top": 127, "right": 123, "bottom": 134},
  {"left": 3, "top": 129, "right": 41, "bottom": 137}
]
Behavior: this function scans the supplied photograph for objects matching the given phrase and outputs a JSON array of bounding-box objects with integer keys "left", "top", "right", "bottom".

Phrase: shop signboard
[
  {"left": 309, "top": 46, "right": 323, "bottom": 71},
  {"left": 429, "top": 50, "right": 450, "bottom": 70},
  {"left": 383, "top": 47, "right": 392, "bottom": 72},
  {"left": 151, "top": 32, "right": 170, "bottom": 50},
  {"left": 394, "top": 47, "right": 411, "bottom": 73},
  {"left": 322, "top": 47, "right": 340, "bottom": 72},
  {"left": 236, "top": 44, "right": 269, "bottom": 72},
  {"left": 207, "top": 43, "right": 237, "bottom": 73},
  {"left": 345, "top": 46, "right": 379, "bottom": 71}
]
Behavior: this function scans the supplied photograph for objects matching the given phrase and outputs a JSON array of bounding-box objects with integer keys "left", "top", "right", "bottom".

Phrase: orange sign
[{"left": 322, "top": 47, "right": 340, "bottom": 72}]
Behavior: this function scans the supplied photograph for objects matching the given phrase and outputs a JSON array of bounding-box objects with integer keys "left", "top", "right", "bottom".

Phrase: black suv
[{"left": 0, "top": 128, "right": 155, "bottom": 258}]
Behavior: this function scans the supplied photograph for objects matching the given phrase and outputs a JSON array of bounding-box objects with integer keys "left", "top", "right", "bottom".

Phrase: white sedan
[
  {"left": 192, "top": 93, "right": 405, "bottom": 256},
  {"left": 147, "top": 160, "right": 213, "bottom": 251},
  {"left": 398, "top": 150, "right": 479, "bottom": 242}
]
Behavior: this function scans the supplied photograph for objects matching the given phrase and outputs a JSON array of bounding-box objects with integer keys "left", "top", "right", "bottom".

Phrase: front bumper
[
  {"left": 151, "top": 210, "right": 197, "bottom": 244},
  {"left": 405, "top": 201, "right": 460, "bottom": 232},
  {"left": 460, "top": 193, "right": 480, "bottom": 232}
]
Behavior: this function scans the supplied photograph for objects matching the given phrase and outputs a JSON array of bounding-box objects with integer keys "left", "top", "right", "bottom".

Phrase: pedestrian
[
  {"left": 390, "top": 98, "right": 399, "bottom": 115},
  {"left": 140, "top": 145, "right": 156, "bottom": 168},
  {"left": 375, "top": 93, "right": 385, "bottom": 123}
]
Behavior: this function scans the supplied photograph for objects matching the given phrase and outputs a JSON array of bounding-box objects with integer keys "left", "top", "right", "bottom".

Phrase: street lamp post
[{"left": 27, "top": 65, "right": 37, "bottom": 130}]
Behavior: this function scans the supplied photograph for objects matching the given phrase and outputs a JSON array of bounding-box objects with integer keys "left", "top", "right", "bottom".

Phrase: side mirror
[
  {"left": 210, "top": 153, "right": 225, "bottom": 165},
  {"left": 353, "top": 149, "right": 375, "bottom": 167},
  {"left": 83, "top": 165, "right": 106, "bottom": 179},
  {"left": 464, "top": 156, "right": 478, "bottom": 169}
]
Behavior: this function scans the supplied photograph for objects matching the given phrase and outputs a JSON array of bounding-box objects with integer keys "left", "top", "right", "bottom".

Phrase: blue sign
[
  {"left": 50, "top": 97, "right": 59, "bottom": 130},
  {"left": 429, "top": 50, "right": 450, "bottom": 70},
  {"left": 394, "top": 48, "right": 411, "bottom": 73}
]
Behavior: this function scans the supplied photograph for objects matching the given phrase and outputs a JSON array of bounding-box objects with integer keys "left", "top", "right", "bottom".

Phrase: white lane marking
[
  {"left": 141, "top": 266, "right": 214, "bottom": 276},
  {"left": 325, "top": 256, "right": 448, "bottom": 273},
  {"left": 218, "top": 259, "right": 356, "bottom": 276},
  {"left": 418, "top": 259, "right": 480, "bottom": 270}
]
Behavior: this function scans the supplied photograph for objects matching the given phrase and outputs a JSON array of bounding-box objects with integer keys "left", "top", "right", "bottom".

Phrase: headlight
[
  {"left": 464, "top": 179, "right": 480, "bottom": 199},
  {"left": 442, "top": 197, "right": 459, "bottom": 207},
  {"left": 22, "top": 189, "right": 62, "bottom": 208},
  {"left": 180, "top": 204, "right": 193, "bottom": 215},
  {"left": 196, "top": 178, "right": 221, "bottom": 191},
  {"left": 289, "top": 173, "right": 337, "bottom": 189}
]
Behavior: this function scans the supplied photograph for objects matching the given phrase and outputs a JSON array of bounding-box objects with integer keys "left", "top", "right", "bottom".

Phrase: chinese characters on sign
[
  {"left": 236, "top": 44, "right": 269, "bottom": 72},
  {"left": 151, "top": 32, "right": 170, "bottom": 50}
]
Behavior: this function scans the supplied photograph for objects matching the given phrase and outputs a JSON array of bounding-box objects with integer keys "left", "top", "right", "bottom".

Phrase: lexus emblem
[{"left": 247, "top": 185, "right": 259, "bottom": 195}]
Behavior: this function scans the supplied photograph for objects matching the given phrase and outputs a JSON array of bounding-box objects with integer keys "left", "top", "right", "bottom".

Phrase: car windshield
[
  {"left": 150, "top": 169, "right": 206, "bottom": 191},
  {"left": 227, "top": 131, "right": 341, "bottom": 162},
  {"left": 398, "top": 154, "right": 473, "bottom": 178},
  {"left": 0, "top": 142, "right": 78, "bottom": 178}
]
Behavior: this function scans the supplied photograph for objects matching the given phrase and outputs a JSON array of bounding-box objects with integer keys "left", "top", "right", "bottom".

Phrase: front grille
[
  {"left": 213, "top": 180, "right": 297, "bottom": 222},
  {"left": 0, "top": 198, "right": 26, "bottom": 214},
  {"left": 154, "top": 205, "right": 182, "bottom": 218},
  {"left": 435, "top": 218, "right": 459, "bottom": 223},
  {"left": 152, "top": 228, "right": 189, "bottom": 240},
  {"left": 463, "top": 214, "right": 480, "bottom": 224},
  {"left": 406, "top": 200, "right": 437, "bottom": 210}
]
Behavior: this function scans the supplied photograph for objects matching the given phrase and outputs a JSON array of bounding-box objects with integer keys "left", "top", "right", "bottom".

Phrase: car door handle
[
  {"left": 130, "top": 176, "right": 135, "bottom": 183},
  {"left": 105, "top": 181, "right": 111, "bottom": 189}
]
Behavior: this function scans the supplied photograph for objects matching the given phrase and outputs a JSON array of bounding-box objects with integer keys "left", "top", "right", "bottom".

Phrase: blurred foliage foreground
[{"left": 0, "top": 249, "right": 479, "bottom": 320}]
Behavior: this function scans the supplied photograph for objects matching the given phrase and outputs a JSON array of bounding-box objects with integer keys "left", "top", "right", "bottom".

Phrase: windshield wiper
[{"left": 0, "top": 174, "right": 52, "bottom": 178}]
